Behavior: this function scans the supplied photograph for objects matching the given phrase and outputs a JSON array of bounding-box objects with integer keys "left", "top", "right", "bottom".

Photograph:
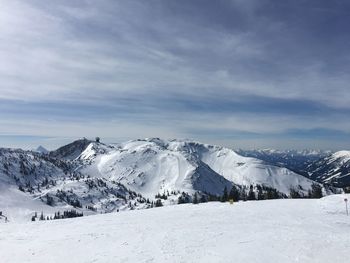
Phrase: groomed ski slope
[{"left": 1, "top": 195, "right": 350, "bottom": 263}]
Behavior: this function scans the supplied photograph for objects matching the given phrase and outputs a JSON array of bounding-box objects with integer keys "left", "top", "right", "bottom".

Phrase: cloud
[{"left": 0, "top": 0, "right": 349, "bottom": 149}]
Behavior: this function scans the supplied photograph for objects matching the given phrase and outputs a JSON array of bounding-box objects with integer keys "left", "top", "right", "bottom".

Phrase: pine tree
[
  {"left": 39, "top": 211, "right": 45, "bottom": 221},
  {"left": 221, "top": 186, "right": 228, "bottom": 202},
  {"left": 289, "top": 187, "right": 301, "bottom": 198},
  {"left": 257, "top": 185, "right": 264, "bottom": 200},
  {"left": 192, "top": 193, "right": 198, "bottom": 204},
  {"left": 265, "top": 187, "right": 279, "bottom": 199},
  {"left": 46, "top": 195, "right": 54, "bottom": 206},
  {"left": 247, "top": 185, "right": 256, "bottom": 200},
  {"left": 309, "top": 183, "right": 323, "bottom": 198},
  {"left": 200, "top": 195, "right": 207, "bottom": 203},
  {"left": 155, "top": 199, "right": 163, "bottom": 207},
  {"left": 240, "top": 187, "right": 247, "bottom": 201},
  {"left": 229, "top": 185, "right": 240, "bottom": 201}
]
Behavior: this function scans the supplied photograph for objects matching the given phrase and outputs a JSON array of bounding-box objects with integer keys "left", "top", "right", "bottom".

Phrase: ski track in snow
[{"left": 1, "top": 195, "right": 350, "bottom": 263}]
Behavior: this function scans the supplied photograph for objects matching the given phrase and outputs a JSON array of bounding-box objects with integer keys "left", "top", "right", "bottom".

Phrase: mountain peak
[
  {"left": 35, "top": 145, "right": 48, "bottom": 154},
  {"left": 331, "top": 150, "right": 350, "bottom": 161},
  {"left": 50, "top": 138, "right": 93, "bottom": 160}
]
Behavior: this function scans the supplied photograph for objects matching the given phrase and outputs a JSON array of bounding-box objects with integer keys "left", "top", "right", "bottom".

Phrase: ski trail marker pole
[{"left": 344, "top": 198, "right": 348, "bottom": 216}]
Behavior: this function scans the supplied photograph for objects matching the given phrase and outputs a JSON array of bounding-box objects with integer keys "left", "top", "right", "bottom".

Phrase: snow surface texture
[{"left": 1, "top": 195, "right": 350, "bottom": 263}]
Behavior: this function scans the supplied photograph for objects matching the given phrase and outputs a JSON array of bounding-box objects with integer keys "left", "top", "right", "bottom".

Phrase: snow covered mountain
[
  {"left": 0, "top": 145, "right": 149, "bottom": 222},
  {"left": 237, "top": 149, "right": 331, "bottom": 176},
  {"left": 71, "top": 138, "right": 322, "bottom": 197},
  {"left": 77, "top": 139, "right": 233, "bottom": 197},
  {"left": 0, "top": 147, "right": 69, "bottom": 189},
  {"left": 238, "top": 149, "right": 350, "bottom": 188},
  {"left": 34, "top": 146, "right": 49, "bottom": 154},
  {"left": 0, "top": 138, "right": 336, "bottom": 221},
  {"left": 307, "top": 151, "right": 350, "bottom": 187},
  {"left": 49, "top": 138, "right": 93, "bottom": 160}
]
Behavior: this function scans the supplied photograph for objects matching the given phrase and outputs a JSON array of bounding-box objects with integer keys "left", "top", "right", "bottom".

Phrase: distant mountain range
[
  {"left": 0, "top": 138, "right": 347, "bottom": 221},
  {"left": 306, "top": 151, "right": 350, "bottom": 187},
  {"left": 237, "top": 149, "right": 350, "bottom": 188},
  {"left": 236, "top": 149, "right": 330, "bottom": 175}
]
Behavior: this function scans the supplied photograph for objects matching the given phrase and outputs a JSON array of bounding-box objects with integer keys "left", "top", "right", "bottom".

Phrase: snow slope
[
  {"left": 49, "top": 138, "right": 93, "bottom": 160},
  {"left": 197, "top": 143, "right": 316, "bottom": 194},
  {"left": 0, "top": 146, "right": 150, "bottom": 222},
  {"left": 79, "top": 138, "right": 318, "bottom": 197},
  {"left": 1, "top": 196, "right": 350, "bottom": 263},
  {"left": 0, "top": 183, "right": 58, "bottom": 223},
  {"left": 88, "top": 139, "right": 233, "bottom": 197},
  {"left": 308, "top": 150, "right": 350, "bottom": 187}
]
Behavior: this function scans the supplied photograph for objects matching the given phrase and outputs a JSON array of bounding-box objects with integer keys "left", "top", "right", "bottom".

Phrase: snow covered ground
[{"left": 1, "top": 195, "right": 350, "bottom": 263}]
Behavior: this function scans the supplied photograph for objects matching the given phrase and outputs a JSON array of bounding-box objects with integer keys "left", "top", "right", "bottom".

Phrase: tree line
[
  {"left": 31, "top": 210, "right": 83, "bottom": 221},
  {"left": 176, "top": 183, "right": 324, "bottom": 205}
]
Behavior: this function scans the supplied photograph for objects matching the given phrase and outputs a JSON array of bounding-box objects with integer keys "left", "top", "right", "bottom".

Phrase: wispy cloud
[{"left": 0, "top": 0, "right": 349, "bottom": 149}]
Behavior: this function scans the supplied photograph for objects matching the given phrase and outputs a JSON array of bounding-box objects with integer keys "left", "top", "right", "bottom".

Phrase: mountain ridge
[
  {"left": 0, "top": 138, "right": 342, "bottom": 222},
  {"left": 307, "top": 151, "right": 350, "bottom": 187}
]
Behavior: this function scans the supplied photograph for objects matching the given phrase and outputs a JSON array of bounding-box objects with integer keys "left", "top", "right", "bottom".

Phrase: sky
[{"left": 0, "top": 0, "right": 350, "bottom": 150}]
